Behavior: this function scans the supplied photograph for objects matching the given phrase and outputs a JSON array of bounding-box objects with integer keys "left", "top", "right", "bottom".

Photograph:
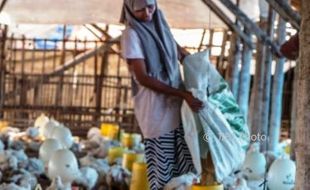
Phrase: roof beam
[
  {"left": 0, "top": 0, "right": 7, "bottom": 13},
  {"left": 91, "top": 24, "right": 111, "bottom": 40},
  {"left": 265, "top": 0, "right": 300, "bottom": 30},
  {"left": 201, "top": 0, "right": 254, "bottom": 49},
  {"left": 218, "top": 0, "right": 282, "bottom": 57},
  {"left": 83, "top": 24, "right": 105, "bottom": 42}
]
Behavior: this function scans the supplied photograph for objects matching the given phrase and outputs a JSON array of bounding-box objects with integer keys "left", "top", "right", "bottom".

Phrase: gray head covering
[
  {"left": 120, "top": 0, "right": 181, "bottom": 94},
  {"left": 132, "top": 0, "right": 155, "bottom": 11}
]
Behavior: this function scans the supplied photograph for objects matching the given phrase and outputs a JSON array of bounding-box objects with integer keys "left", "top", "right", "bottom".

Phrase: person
[{"left": 120, "top": 0, "right": 203, "bottom": 189}]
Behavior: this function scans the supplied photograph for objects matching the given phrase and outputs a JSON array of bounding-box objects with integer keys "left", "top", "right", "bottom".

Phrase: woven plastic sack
[{"left": 181, "top": 50, "right": 250, "bottom": 182}]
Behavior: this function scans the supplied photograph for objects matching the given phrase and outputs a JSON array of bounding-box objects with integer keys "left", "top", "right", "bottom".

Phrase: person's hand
[
  {"left": 176, "top": 43, "right": 190, "bottom": 63},
  {"left": 180, "top": 47, "right": 190, "bottom": 62},
  {"left": 182, "top": 91, "right": 204, "bottom": 112}
]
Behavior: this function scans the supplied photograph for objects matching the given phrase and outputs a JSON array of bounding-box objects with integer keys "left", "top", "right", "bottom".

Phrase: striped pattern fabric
[{"left": 144, "top": 127, "right": 195, "bottom": 190}]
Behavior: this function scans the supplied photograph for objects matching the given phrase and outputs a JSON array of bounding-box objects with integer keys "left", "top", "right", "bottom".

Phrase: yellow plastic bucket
[
  {"left": 108, "top": 146, "right": 124, "bottom": 164},
  {"left": 0, "top": 121, "right": 8, "bottom": 132},
  {"left": 121, "top": 133, "right": 142, "bottom": 148},
  {"left": 122, "top": 133, "right": 133, "bottom": 148},
  {"left": 192, "top": 184, "right": 224, "bottom": 190},
  {"left": 130, "top": 162, "right": 149, "bottom": 190},
  {"left": 122, "top": 153, "right": 145, "bottom": 171},
  {"left": 122, "top": 152, "right": 137, "bottom": 171},
  {"left": 100, "top": 123, "right": 119, "bottom": 140}
]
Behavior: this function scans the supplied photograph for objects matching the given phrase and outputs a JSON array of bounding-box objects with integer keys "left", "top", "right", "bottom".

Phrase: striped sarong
[{"left": 144, "top": 127, "right": 195, "bottom": 190}]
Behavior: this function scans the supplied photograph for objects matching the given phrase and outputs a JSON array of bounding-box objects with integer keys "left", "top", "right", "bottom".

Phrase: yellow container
[
  {"left": 0, "top": 121, "right": 8, "bottom": 132},
  {"left": 122, "top": 153, "right": 145, "bottom": 171},
  {"left": 100, "top": 123, "right": 119, "bottom": 140},
  {"left": 130, "top": 162, "right": 149, "bottom": 190},
  {"left": 121, "top": 133, "right": 142, "bottom": 148},
  {"left": 122, "top": 153, "right": 137, "bottom": 171},
  {"left": 108, "top": 146, "right": 124, "bottom": 164},
  {"left": 192, "top": 184, "right": 224, "bottom": 190},
  {"left": 122, "top": 133, "right": 133, "bottom": 148}
]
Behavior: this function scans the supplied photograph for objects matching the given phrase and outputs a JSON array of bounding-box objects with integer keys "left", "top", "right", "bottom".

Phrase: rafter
[
  {"left": 201, "top": 0, "right": 254, "bottom": 49},
  {"left": 265, "top": 0, "right": 301, "bottom": 30},
  {"left": 218, "top": 0, "right": 282, "bottom": 57},
  {"left": 0, "top": 0, "right": 7, "bottom": 13}
]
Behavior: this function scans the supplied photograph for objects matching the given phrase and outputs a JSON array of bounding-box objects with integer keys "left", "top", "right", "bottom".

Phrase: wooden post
[
  {"left": 249, "top": 18, "right": 268, "bottom": 140},
  {"left": 20, "top": 36, "right": 27, "bottom": 107},
  {"left": 218, "top": 30, "right": 228, "bottom": 73},
  {"left": 42, "top": 39, "right": 47, "bottom": 73},
  {"left": 198, "top": 29, "right": 207, "bottom": 52},
  {"left": 237, "top": 28, "right": 252, "bottom": 122},
  {"left": 226, "top": 32, "right": 241, "bottom": 98},
  {"left": 81, "top": 37, "right": 87, "bottom": 108},
  {"left": 290, "top": 62, "right": 298, "bottom": 161},
  {"left": 260, "top": 8, "right": 276, "bottom": 151},
  {"left": 224, "top": 0, "right": 241, "bottom": 98},
  {"left": 95, "top": 48, "right": 109, "bottom": 122},
  {"left": 0, "top": 25, "right": 7, "bottom": 118},
  {"left": 295, "top": 0, "right": 310, "bottom": 188},
  {"left": 268, "top": 16, "right": 286, "bottom": 152},
  {"left": 208, "top": 29, "right": 214, "bottom": 51},
  {"left": 94, "top": 25, "right": 113, "bottom": 123},
  {"left": 55, "top": 25, "right": 67, "bottom": 115}
]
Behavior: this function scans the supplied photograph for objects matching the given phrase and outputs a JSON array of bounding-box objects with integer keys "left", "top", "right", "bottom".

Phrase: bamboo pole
[
  {"left": 218, "top": 30, "right": 228, "bottom": 72},
  {"left": 20, "top": 36, "right": 27, "bottom": 106},
  {"left": 55, "top": 25, "right": 67, "bottom": 109},
  {"left": 0, "top": 25, "right": 7, "bottom": 118},
  {"left": 249, "top": 18, "right": 267, "bottom": 140},
  {"left": 226, "top": 33, "right": 241, "bottom": 98},
  {"left": 198, "top": 29, "right": 207, "bottom": 52},
  {"left": 268, "top": 16, "right": 286, "bottom": 152},
  {"left": 261, "top": 8, "right": 276, "bottom": 151},
  {"left": 237, "top": 28, "right": 252, "bottom": 122},
  {"left": 290, "top": 61, "right": 298, "bottom": 161},
  {"left": 95, "top": 26, "right": 112, "bottom": 122}
]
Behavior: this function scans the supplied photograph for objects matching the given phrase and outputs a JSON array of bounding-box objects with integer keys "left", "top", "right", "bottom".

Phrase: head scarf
[{"left": 120, "top": 0, "right": 181, "bottom": 92}]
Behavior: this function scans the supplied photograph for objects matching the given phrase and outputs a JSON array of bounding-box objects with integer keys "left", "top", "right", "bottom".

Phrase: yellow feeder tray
[
  {"left": 108, "top": 146, "right": 124, "bottom": 164},
  {"left": 100, "top": 123, "right": 119, "bottom": 140},
  {"left": 122, "top": 153, "right": 145, "bottom": 171},
  {"left": 192, "top": 184, "right": 224, "bottom": 190},
  {"left": 130, "top": 162, "right": 149, "bottom": 190}
]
